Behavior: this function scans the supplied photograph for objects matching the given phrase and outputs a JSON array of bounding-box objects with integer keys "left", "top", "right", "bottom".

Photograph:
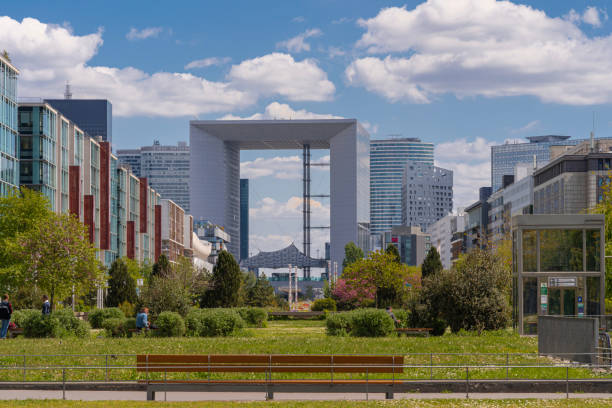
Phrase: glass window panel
[
  {"left": 540, "top": 229, "right": 583, "bottom": 272},
  {"left": 586, "top": 230, "right": 601, "bottom": 271},
  {"left": 522, "top": 277, "right": 538, "bottom": 334},
  {"left": 522, "top": 230, "right": 537, "bottom": 272},
  {"left": 549, "top": 288, "right": 561, "bottom": 315},
  {"left": 587, "top": 276, "right": 601, "bottom": 316},
  {"left": 563, "top": 288, "right": 576, "bottom": 316}
]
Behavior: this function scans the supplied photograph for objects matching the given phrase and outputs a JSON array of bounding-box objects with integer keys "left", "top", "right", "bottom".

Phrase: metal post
[
  {"left": 164, "top": 369, "right": 167, "bottom": 401},
  {"left": 506, "top": 353, "right": 509, "bottom": 380},
  {"left": 294, "top": 266, "right": 299, "bottom": 306},
  {"left": 22, "top": 355, "right": 26, "bottom": 382},
  {"left": 288, "top": 264, "right": 292, "bottom": 311},
  {"left": 302, "top": 144, "right": 311, "bottom": 280},
  {"left": 566, "top": 366, "right": 569, "bottom": 399},
  {"left": 105, "top": 354, "right": 109, "bottom": 382},
  {"left": 430, "top": 353, "right": 433, "bottom": 379},
  {"left": 365, "top": 367, "right": 369, "bottom": 401},
  {"left": 465, "top": 366, "right": 469, "bottom": 399},
  {"left": 62, "top": 368, "right": 66, "bottom": 400}
]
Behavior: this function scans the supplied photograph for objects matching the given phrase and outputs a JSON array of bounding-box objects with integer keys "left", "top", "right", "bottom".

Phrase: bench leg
[
  {"left": 147, "top": 389, "right": 155, "bottom": 401},
  {"left": 266, "top": 392, "right": 274, "bottom": 400},
  {"left": 385, "top": 392, "right": 394, "bottom": 399}
]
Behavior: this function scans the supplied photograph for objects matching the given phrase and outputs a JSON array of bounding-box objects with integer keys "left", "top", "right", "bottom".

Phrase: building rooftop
[{"left": 525, "top": 135, "right": 571, "bottom": 143}]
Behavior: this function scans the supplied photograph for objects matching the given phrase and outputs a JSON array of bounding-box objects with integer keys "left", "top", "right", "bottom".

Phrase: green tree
[
  {"left": 342, "top": 242, "right": 364, "bottom": 268},
  {"left": 13, "top": 212, "right": 102, "bottom": 310},
  {"left": 421, "top": 247, "right": 443, "bottom": 278},
  {"left": 246, "top": 277, "right": 276, "bottom": 307},
  {"left": 201, "top": 251, "right": 241, "bottom": 307},
  {"left": 105, "top": 258, "right": 138, "bottom": 307},
  {"left": 151, "top": 254, "right": 171, "bottom": 278},
  {"left": 385, "top": 244, "right": 401, "bottom": 263},
  {"left": 588, "top": 178, "right": 612, "bottom": 298},
  {"left": 139, "top": 275, "right": 191, "bottom": 317}
]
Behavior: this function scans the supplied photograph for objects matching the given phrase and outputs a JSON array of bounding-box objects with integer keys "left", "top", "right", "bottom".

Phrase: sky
[{"left": 3, "top": 0, "right": 612, "bottom": 260}]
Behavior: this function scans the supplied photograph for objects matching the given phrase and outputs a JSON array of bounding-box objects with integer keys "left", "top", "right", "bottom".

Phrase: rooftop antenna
[
  {"left": 590, "top": 111, "right": 595, "bottom": 152},
  {"left": 64, "top": 81, "right": 72, "bottom": 100}
]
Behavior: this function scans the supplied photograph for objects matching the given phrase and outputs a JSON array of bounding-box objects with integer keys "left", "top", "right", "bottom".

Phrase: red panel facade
[
  {"left": 154, "top": 205, "right": 162, "bottom": 261},
  {"left": 83, "top": 195, "right": 95, "bottom": 244},
  {"left": 99, "top": 142, "right": 111, "bottom": 250},
  {"left": 127, "top": 220, "right": 135, "bottom": 259},
  {"left": 139, "top": 178, "right": 148, "bottom": 233},
  {"left": 69, "top": 166, "right": 80, "bottom": 217}
]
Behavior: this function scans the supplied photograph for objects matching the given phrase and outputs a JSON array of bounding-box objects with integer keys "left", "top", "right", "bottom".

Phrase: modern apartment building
[
  {"left": 491, "top": 135, "right": 581, "bottom": 192},
  {"left": 117, "top": 141, "right": 190, "bottom": 213},
  {"left": 381, "top": 225, "right": 431, "bottom": 266},
  {"left": 160, "top": 199, "right": 185, "bottom": 263},
  {"left": 240, "top": 178, "right": 249, "bottom": 261},
  {"left": 464, "top": 187, "right": 492, "bottom": 250},
  {"left": 370, "top": 138, "right": 434, "bottom": 236},
  {"left": 429, "top": 211, "right": 466, "bottom": 270},
  {"left": 0, "top": 54, "right": 19, "bottom": 197},
  {"left": 45, "top": 98, "right": 112, "bottom": 145},
  {"left": 401, "top": 161, "right": 453, "bottom": 232}
]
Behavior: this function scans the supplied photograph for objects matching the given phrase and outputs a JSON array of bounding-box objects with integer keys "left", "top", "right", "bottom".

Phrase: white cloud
[
  {"left": 126, "top": 27, "right": 164, "bottom": 41},
  {"left": 332, "top": 17, "right": 351, "bottom": 24},
  {"left": 327, "top": 46, "right": 346, "bottom": 58},
  {"left": 346, "top": 1, "right": 612, "bottom": 105},
  {"left": 1, "top": 17, "right": 335, "bottom": 116},
  {"left": 511, "top": 120, "right": 540, "bottom": 134},
  {"left": 184, "top": 57, "right": 231, "bottom": 69},
  {"left": 292, "top": 16, "right": 306, "bottom": 23},
  {"left": 228, "top": 53, "right": 334, "bottom": 101},
  {"left": 277, "top": 28, "right": 322, "bottom": 53},
  {"left": 250, "top": 196, "right": 329, "bottom": 219},
  {"left": 582, "top": 7, "right": 604, "bottom": 27},
  {"left": 221, "top": 102, "right": 342, "bottom": 120},
  {"left": 435, "top": 137, "right": 495, "bottom": 208},
  {"left": 361, "top": 121, "right": 379, "bottom": 134},
  {"left": 240, "top": 154, "right": 330, "bottom": 180}
]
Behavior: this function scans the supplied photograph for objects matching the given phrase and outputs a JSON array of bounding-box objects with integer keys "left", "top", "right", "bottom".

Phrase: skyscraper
[
  {"left": 370, "top": 138, "right": 434, "bottom": 235},
  {"left": 45, "top": 99, "right": 112, "bottom": 145},
  {"left": 402, "top": 161, "right": 453, "bottom": 232},
  {"left": 117, "top": 141, "right": 190, "bottom": 213},
  {"left": 0, "top": 54, "right": 19, "bottom": 197},
  {"left": 240, "top": 178, "right": 249, "bottom": 261}
]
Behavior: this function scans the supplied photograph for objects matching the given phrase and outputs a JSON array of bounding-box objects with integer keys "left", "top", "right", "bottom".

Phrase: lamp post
[{"left": 288, "top": 264, "right": 292, "bottom": 311}]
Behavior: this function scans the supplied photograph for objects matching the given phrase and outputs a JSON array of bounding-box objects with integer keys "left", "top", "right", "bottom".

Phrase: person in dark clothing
[
  {"left": 41, "top": 295, "right": 51, "bottom": 315},
  {"left": 0, "top": 294, "right": 13, "bottom": 339},
  {"left": 386, "top": 306, "right": 400, "bottom": 327}
]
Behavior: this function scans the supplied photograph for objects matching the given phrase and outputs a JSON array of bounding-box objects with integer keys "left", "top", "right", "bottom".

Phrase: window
[{"left": 540, "top": 229, "right": 583, "bottom": 272}]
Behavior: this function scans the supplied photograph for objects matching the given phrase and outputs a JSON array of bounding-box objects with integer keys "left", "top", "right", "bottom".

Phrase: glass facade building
[
  {"left": 45, "top": 99, "right": 112, "bottom": 145},
  {"left": 0, "top": 55, "right": 19, "bottom": 197},
  {"left": 240, "top": 178, "right": 249, "bottom": 261},
  {"left": 370, "top": 138, "right": 434, "bottom": 235}
]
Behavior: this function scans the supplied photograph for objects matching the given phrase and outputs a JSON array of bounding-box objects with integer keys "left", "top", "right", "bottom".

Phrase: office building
[
  {"left": 465, "top": 187, "right": 492, "bottom": 250},
  {"left": 0, "top": 54, "right": 19, "bottom": 197},
  {"left": 429, "top": 211, "right": 467, "bottom": 270},
  {"left": 402, "top": 161, "right": 453, "bottom": 232},
  {"left": 381, "top": 226, "right": 431, "bottom": 266},
  {"left": 240, "top": 178, "right": 249, "bottom": 261},
  {"left": 160, "top": 199, "right": 185, "bottom": 263},
  {"left": 45, "top": 98, "right": 112, "bottom": 145},
  {"left": 194, "top": 220, "right": 231, "bottom": 265},
  {"left": 370, "top": 138, "right": 434, "bottom": 236},
  {"left": 117, "top": 141, "right": 190, "bottom": 213}
]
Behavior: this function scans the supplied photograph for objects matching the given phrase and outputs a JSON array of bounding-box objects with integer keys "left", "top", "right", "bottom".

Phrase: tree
[
  {"left": 201, "top": 251, "right": 241, "bottom": 307},
  {"left": 342, "top": 242, "right": 364, "bottom": 268},
  {"left": 106, "top": 259, "right": 138, "bottom": 307},
  {"left": 246, "top": 277, "right": 276, "bottom": 307},
  {"left": 421, "top": 248, "right": 510, "bottom": 334},
  {"left": 139, "top": 275, "right": 191, "bottom": 317},
  {"left": 13, "top": 212, "right": 102, "bottom": 310},
  {"left": 385, "top": 244, "right": 401, "bottom": 263},
  {"left": 151, "top": 254, "right": 171, "bottom": 278},
  {"left": 421, "top": 247, "right": 443, "bottom": 278}
]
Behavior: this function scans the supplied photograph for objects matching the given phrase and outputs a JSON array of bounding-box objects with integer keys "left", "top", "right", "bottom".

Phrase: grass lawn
[
  {"left": 5, "top": 399, "right": 612, "bottom": 407},
  {"left": 0, "top": 321, "right": 608, "bottom": 382}
]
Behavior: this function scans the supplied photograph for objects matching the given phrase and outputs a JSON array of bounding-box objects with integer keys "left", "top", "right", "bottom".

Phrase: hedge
[
  {"left": 312, "top": 298, "right": 337, "bottom": 312},
  {"left": 88, "top": 308, "right": 125, "bottom": 328},
  {"left": 102, "top": 317, "right": 130, "bottom": 338},
  {"left": 11, "top": 309, "right": 39, "bottom": 328},
  {"left": 21, "top": 309, "right": 89, "bottom": 338},
  {"left": 185, "top": 308, "right": 245, "bottom": 337},
  {"left": 155, "top": 311, "right": 185, "bottom": 337},
  {"left": 236, "top": 307, "right": 268, "bottom": 328},
  {"left": 325, "top": 309, "right": 394, "bottom": 337}
]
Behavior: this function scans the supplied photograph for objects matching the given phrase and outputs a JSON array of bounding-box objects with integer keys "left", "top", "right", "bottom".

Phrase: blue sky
[{"left": 4, "top": 0, "right": 612, "bottom": 258}]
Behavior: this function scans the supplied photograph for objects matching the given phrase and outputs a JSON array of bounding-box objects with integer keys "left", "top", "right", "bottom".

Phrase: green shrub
[
  {"left": 88, "top": 308, "right": 125, "bottom": 328},
  {"left": 155, "top": 311, "right": 185, "bottom": 337},
  {"left": 53, "top": 309, "right": 90, "bottom": 338},
  {"left": 312, "top": 298, "right": 337, "bottom": 312},
  {"left": 325, "top": 312, "right": 352, "bottom": 336},
  {"left": 185, "top": 309, "right": 205, "bottom": 336},
  {"left": 125, "top": 317, "right": 137, "bottom": 330},
  {"left": 186, "top": 309, "right": 245, "bottom": 337},
  {"left": 102, "top": 317, "right": 129, "bottom": 338},
  {"left": 393, "top": 309, "right": 409, "bottom": 328},
  {"left": 430, "top": 318, "right": 447, "bottom": 336},
  {"left": 11, "top": 309, "right": 39, "bottom": 328},
  {"left": 23, "top": 314, "right": 62, "bottom": 338},
  {"left": 350, "top": 309, "right": 394, "bottom": 337},
  {"left": 237, "top": 307, "right": 268, "bottom": 327}
]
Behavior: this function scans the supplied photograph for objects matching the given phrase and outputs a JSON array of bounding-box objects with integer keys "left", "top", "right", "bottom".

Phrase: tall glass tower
[
  {"left": 370, "top": 138, "right": 434, "bottom": 236},
  {"left": 240, "top": 178, "right": 249, "bottom": 261},
  {"left": 0, "top": 55, "right": 19, "bottom": 197}
]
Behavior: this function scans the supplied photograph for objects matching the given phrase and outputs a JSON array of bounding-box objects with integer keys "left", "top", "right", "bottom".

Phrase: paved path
[{"left": 1, "top": 390, "right": 612, "bottom": 401}]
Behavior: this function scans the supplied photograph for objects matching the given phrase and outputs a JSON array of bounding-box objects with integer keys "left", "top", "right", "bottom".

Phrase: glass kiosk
[{"left": 512, "top": 214, "right": 605, "bottom": 335}]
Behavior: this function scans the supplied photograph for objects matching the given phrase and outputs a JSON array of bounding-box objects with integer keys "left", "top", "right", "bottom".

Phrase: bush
[
  {"left": 125, "top": 317, "right": 137, "bottom": 330},
  {"left": 185, "top": 309, "right": 205, "bottom": 336},
  {"left": 88, "top": 308, "right": 125, "bottom": 329},
  {"left": 312, "top": 298, "right": 337, "bottom": 312},
  {"left": 139, "top": 276, "right": 191, "bottom": 317},
  {"left": 11, "top": 309, "right": 39, "bottom": 328},
  {"left": 102, "top": 317, "right": 129, "bottom": 338},
  {"left": 430, "top": 318, "right": 447, "bottom": 336},
  {"left": 23, "top": 314, "right": 62, "bottom": 338},
  {"left": 53, "top": 309, "right": 90, "bottom": 338},
  {"left": 393, "top": 309, "right": 409, "bottom": 328},
  {"left": 119, "top": 301, "right": 135, "bottom": 318},
  {"left": 237, "top": 307, "right": 268, "bottom": 327},
  {"left": 326, "top": 312, "right": 352, "bottom": 336},
  {"left": 186, "top": 309, "right": 245, "bottom": 337},
  {"left": 350, "top": 309, "right": 394, "bottom": 337},
  {"left": 155, "top": 311, "right": 185, "bottom": 337}
]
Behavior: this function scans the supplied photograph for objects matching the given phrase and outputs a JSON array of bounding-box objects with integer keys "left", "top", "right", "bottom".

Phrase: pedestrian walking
[
  {"left": 41, "top": 295, "right": 51, "bottom": 315},
  {"left": 0, "top": 294, "right": 13, "bottom": 339}
]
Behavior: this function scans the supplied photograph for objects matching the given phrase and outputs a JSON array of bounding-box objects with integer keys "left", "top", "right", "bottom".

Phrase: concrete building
[
  {"left": 382, "top": 226, "right": 431, "bottom": 266},
  {"left": 402, "top": 161, "right": 453, "bottom": 232},
  {"left": 45, "top": 98, "right": 112, "bottom": 145},
  {"left": 240, "top": 178, "right": 249, "bottom": 261},
  {"left": 465, "top": 187, "right": 492, "bottom": 250},
  {"left": 429, "top": 211, "right": 467, "bottom": 270},
  {"left": 117, "top": 141, "right": 190, "bottom": 213},
  {"left": 194, "top": 220, "right": 231, "bottom": 265},
  {"left": 370, "top": 138, "right": 434, "bottom": 236},
  {"left": 534, "top": 139, "right": 612, "bottom": 214},
  {"left": 0, "top": 54, "right": 19, "bottom": 197},
  {"left": 160, "top": 199, "right": 185, "bottom": 263},
  {"left": 190, "top": 120, "right": 370, "bottom": 272}
]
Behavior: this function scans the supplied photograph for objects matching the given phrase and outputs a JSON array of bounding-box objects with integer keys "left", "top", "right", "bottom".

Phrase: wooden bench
[
  {"left": 395, "top": 328, "right": 432, "bottom": 337},
  {"left": 268, "top": 311, "right": 324, "bottom": 319},
  {"left": 136, "top": 354, "right": 404, "bottom": 400},
  {"left": 8, "top": 328, "right": 23, "bottom": 338}
]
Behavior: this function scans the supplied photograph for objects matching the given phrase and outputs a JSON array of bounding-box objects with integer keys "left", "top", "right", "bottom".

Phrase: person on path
[
  {"left": 0, "top": 294, "right": 13, "bottom": 339},
  {"left": 41, "top": 295, "right": 51, "bottom": 315}
]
